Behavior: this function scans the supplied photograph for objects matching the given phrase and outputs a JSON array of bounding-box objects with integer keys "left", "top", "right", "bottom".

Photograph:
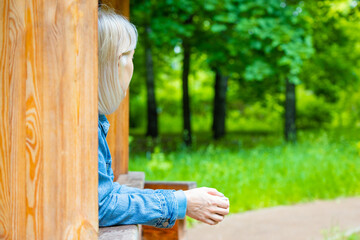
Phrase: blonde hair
[{"left": 98, "top": 6, "right": 138, "bottom": 115}]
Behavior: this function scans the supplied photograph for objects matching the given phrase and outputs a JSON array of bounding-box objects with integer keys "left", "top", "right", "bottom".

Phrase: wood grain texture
[
  {"left": 103, "top": 0, "right": 130, "bottom": 178},
  {"left": 1, "top": 0, "right": 99, "bottom": 239},
  {"left": 25, "top": 1, "right": 44, "bottom": 238},
  {"left": 99, "top": 225, "right": 140, "bottom": 240},
  {"left": 101, "top": 0, "right": 129, "bottom": 16},
  {"left": 142, "top": 182, "right": 197, "bottom": 240},
  {"left": 144, "top": 182, "right": 197, "bottom": 191},
  {"left": 142, "top": 221, "right": 184, "bottom": 240},
  {"left": 1, "top": 0, "right": 27, "bottom": 239}
]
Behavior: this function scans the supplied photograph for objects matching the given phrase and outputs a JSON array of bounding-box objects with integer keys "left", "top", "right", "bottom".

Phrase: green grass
[
  {"left": 323, "top": 227, "right": 360, "bottom": 240},
  {"left": 129, "top": 129, "right": 360, "bottom": 213},
  {"left": 345, "top": 232, "right": 360, "bottom": 240}
]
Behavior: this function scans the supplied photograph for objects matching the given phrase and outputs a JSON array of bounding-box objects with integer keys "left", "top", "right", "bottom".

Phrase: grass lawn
[
  {"left": 324, "top": 229, "right": 360, "bottom": 240},
  {"left": 129, "top": 129, "right": 360, "bottom": 213},
  {"left": 346, "top": 232, "right": 360, "bottom": 240}
]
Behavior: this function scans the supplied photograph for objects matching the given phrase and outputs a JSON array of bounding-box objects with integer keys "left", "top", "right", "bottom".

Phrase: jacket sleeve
[{"left": 98, "top": 128, "right": 186, "bottom": 227}]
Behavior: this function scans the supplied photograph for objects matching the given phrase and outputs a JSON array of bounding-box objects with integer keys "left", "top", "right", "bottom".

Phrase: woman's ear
[
  {"left": 118, "top": 54, "right": 122, "bottom": 66},
  {"left": 120, "top": 55, "right": 128, "bottom": 67}
]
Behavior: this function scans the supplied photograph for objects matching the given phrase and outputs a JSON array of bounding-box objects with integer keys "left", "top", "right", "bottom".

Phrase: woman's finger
[
  {"left": 211, "top": 196, "right": 230, "bottom": 209},
  {"left": 205, "top": 218, "right": 217, "bottom": 225},
  {"left": 206, "top": 188, "right": 224, "bottom": 197},
  {"left": 209, "top": 213, "right": 224, "bottom": 223},
  {"left": 213, "top": 206, "right": 230, "bottom": 216}
]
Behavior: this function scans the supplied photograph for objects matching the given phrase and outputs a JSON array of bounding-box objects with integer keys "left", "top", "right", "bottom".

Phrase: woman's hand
[{"left": 184, "top": 187, "right": 230, "bottom": 225}]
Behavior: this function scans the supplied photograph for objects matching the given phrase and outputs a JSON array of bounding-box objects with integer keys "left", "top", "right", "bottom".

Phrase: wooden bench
[
  {"left": 142, "top": 181, "right": 196, "bottom": 240},
  {"left": 99, "top": 172, "right": 144, "bottom": 240},
  {"left": 99, "top": 225, "right": 141, "bottom": 240},
  {"left": 99, "top": 172, "right": 196, "bottom": 240}
]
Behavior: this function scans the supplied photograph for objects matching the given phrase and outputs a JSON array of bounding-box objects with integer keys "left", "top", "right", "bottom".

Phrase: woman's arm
[
  {"left": 98, "top": 131, "right": 186, "bottom": 227},
  {"left": 98, "top": 120, "right": 228, "bottom": 227},
  {"left": 98, "top": 175, "right": 184, "bottom": 228}
]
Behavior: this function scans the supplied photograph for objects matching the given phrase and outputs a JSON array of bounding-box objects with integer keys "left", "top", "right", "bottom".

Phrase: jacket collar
[{"left": 98, "top": 114, "right": 110, "bottom": 135}]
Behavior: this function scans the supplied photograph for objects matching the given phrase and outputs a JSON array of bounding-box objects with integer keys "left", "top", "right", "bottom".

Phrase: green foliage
[
  {"left": 332, "top": 88, "right": 360, "bottom": 128},
  {"left": 301, "top": 0, "right": 360, "bottom": 102},
  {"left": 296, "top": 86, "right": 332, "bottom": 129},
  {"left": 130, "top": 79, "right": 360, "bottom": 133},
  {"left": 227, "top": 0, "right": 314, "bottom": 84},
  {"left": 227, "top": 93, "right": 283, "bottom": 132},
  {"left": 129, "top": 0, "right": 360, "bottom": 137},
  {"left": 345, "top": 233, "right": 360, "bottom": 240},
  {"left": 129, "top": 88, "right": 147, "bottom": 129},
  {"left": 147, "top": 146, "right": 173, "bottom": 172}
]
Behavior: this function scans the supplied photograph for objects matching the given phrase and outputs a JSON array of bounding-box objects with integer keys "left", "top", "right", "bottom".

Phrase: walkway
[{"left": 186, "top": 197, "right": 360, "bottom": 240}]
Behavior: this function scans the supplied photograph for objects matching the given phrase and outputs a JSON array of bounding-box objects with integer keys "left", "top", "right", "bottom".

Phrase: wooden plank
[
  {"left": 102, "top": 0, "right": 130, "bottom": 178},
  {"left": 36, "top": 1, "right": 99, "bottom": 238},
  {"left": 116, "top": 171, "right": 145, "bottom": 189},
  {"left": 100, "top": 171, "right": 144, "bottom": 240},
  {"left": 0, "top": 0, "right": 27, "bottom": 239},
  {"left": 101, "top": 0, "right": 129, "bottom": 16},
  {"left": 1, "top": 0, "right": 99, "bottom": 239},
  {"left": 105, "top": 94, "right": 129, "bottom": 177},
  {"left": 142, "top": 182, "right": 197, "bottom": 240},
  {"left": 144, "top": 182, "right": 197, "bottom": 191},
  {"left": 99, "top": 225, "right": 141, "bottom": 240},
  {"left": 24, "top": 1, "right": 44, "bottom": 239}
]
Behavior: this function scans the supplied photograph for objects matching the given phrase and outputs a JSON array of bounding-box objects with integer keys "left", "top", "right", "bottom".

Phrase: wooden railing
[{"left": 98, "top": 172, "right": 195, "bottom": 240}]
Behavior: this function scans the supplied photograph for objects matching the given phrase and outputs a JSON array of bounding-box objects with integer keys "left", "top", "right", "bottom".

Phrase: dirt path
[{"left": 186, "top": 197, "right": 360, "bottom": 240}]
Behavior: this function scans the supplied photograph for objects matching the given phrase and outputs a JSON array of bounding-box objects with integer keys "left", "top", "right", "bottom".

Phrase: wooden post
[
  {"left": 0, "top": 1, "right": 27, "bottom": 239},
  {"left": 0, "top": 0, "right": 98, "bottom": 239},
  {"left": 102, "top": 0, "right": 130, "bottom": 178}
]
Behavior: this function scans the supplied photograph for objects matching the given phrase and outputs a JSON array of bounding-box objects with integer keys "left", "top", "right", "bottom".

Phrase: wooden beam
[
  {"left": 1, "top": 0, "right": 99, "bottom": 239},
  {"left": 102, "top": 0, "right": 130, "bottom": 177},
  {"left": 102, "top": 0, "right": 130, "bottom": 16}
]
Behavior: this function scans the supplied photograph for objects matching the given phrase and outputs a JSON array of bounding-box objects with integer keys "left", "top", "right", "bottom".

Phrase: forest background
[{"left": 124, "top": 0, "right": 360, "bottom": 217}]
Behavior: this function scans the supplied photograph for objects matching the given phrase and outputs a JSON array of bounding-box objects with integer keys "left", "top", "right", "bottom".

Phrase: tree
[
  {"left": 195, "top": 1, "right": 241, "bottom": 139},
  {"left": 301, "top": 0, "right": 360, "bottom": 103},
  {"left": 195, "top": 0, "right": 313, "bottom": 141},
  {"left": 152, "top": 1, "right": 200, "bottom": 146},
  {"left": 144, "top": 23, "right": 158, "bottom": 138},
  {"left": 212, "top": 69, "right": 229, "bottom": 139},
  {"left": 131, "top": 0, "right": 314, "bottom": 143},
  {"left": 229, "top": 0, "right": 314, "bottom": 142},
  {"left": 131, "top": 0, "right": 159, "bottom": 138}
]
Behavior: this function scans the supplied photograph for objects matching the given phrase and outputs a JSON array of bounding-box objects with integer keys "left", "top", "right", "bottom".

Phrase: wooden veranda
[{"left": 1, "top": 0, "right": 194, "bottom": 239}]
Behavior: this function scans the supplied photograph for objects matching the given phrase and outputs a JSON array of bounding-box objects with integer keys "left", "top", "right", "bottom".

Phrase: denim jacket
[{"left": 98, "top": 114, "right": 187, "bottom": 228}]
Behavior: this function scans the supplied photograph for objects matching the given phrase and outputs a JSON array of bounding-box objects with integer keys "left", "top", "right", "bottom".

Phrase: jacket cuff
[{"left": 174, "top": 190, "right": 187, "bottom": 219}]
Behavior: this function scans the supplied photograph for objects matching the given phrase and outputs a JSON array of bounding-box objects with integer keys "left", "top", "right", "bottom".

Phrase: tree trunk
[
  {"left": 212, "top": 69, "right": 228, "bottom": 139},
  {"left": 145, "top": 25, "right": 158, "bottom": 138},
  {"left": 182, "top": 39, "right": 192, "bottom": 146},
  {"left": 285, "top": 78, "right": 297, "bottom": 142}
]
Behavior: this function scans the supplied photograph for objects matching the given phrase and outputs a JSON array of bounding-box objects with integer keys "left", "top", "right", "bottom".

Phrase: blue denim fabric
[{"left": 98, "top": 114, "right": 187, "bottom": 227}]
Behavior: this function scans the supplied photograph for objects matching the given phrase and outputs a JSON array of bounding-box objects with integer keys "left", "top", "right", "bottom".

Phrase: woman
[{"left": 98, "top": 6, "right": 230, "bottom": 228}]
